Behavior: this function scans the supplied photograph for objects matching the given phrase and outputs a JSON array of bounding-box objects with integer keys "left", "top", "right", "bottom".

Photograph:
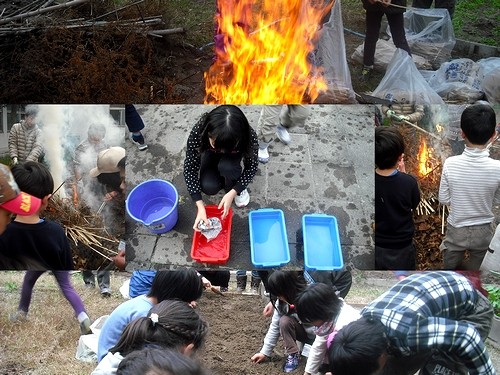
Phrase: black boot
[
  {"left": 236, "top": 275, "right": 247, "bottom": 293},
  {"left": 250, "top": 276, "right": 262, "bottom": 294}
]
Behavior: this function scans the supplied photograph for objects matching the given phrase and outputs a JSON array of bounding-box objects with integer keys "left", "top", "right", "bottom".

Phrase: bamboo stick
[
  {"left": 401, "top": 119, "right": 441, "bottom": 141},
  {"left": 0, "top": 0, "right": 91, "bottom": 26}
]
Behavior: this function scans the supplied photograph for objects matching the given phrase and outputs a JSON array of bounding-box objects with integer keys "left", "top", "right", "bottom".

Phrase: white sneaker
[
  {"left": 276, "top": 125, "right": 291, "bottom": 145},
  {"left": 234, "top": 189, "right": 250, "bottom": 207},
  {"left": 258, "top": 146, "right": 269, "bottom": 163}
]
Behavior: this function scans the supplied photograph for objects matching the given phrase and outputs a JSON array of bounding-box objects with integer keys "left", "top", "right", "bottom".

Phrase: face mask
[{"left": 313, "top": 320, "right": 335, "bottom": 336}]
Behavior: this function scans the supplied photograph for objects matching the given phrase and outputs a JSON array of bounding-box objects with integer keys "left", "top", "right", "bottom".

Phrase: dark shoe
[
  {"left": 80, "top": 318, "right": 92, "bottom": 335},
  {"left": 131, "top": 132, "right": 148, "bottom": 151},
  {"left": 283, "top": 353, "right": 300, "bottom": 373},
  {"left": 360, "top": 65, "right": 373, "bottom": 82},
  {"left": 236, "top": 275, "right": 247, "bottom": 293},
  {"left": 219, "top": 286, "right": 229, "bottom": 293},
  {"left": 101, "top": 291, "right": 111, "bottom": 298}
]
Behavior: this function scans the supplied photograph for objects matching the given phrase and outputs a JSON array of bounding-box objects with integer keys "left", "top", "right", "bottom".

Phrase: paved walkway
[{"left": 125, "top": 104, "right": 375, "bottom": 271}]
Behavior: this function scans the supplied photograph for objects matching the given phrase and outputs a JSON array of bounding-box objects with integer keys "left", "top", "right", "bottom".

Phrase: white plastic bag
[
  {"left": 75, "top": 315, "right": 109, "bottom": 363},
  {"left": 427, "top": 58, "right": 485, "bottom": 103},
  {"left": 372, "top": 48, "right": 444, "bottom": 106},
  {"left": 478, "top": 57, "right": 500, "bottom": 104}
]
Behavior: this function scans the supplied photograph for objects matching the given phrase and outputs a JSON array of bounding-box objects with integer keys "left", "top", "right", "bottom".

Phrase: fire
[
  {"left": 418, "top": 138, "right": 433, "bottom": 176},
  {"left": 204, "top": 0, "right": 332, "bottom": 104}
]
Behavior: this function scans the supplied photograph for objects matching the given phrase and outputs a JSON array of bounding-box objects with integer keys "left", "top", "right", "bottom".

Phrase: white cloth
[{"left": 91, "top": 352, "right": 124, "bottom": 375}]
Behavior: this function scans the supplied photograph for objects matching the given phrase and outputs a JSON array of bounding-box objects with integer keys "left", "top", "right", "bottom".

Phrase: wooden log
[{"left": 0, "top": 0, "right": 91, "bottom": 26}]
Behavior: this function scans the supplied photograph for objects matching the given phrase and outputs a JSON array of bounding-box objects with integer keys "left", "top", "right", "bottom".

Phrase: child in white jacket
[{"left": 296, "top": 283, "right": 361, "bottom": 375}]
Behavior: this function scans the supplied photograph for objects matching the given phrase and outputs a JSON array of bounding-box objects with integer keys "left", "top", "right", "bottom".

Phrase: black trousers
[
  {"left": 363, "top": 10, "right": 411, "bottom": 67},
  {"left": 412, "top": 0, "right": 455, "bottom": 18},
  {"left": 200, "top": 151, "right": 242, "bottom": 195}
]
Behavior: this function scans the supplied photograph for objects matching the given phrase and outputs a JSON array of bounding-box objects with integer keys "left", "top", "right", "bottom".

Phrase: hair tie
[{"left": 150, "top": 313, "right": 159, "bottom": 326}]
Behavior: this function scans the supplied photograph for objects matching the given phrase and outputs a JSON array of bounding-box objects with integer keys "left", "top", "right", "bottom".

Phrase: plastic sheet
[
  {"left": 478, "top": 57, "right": 500, "bottom": 104},
  {"left": 372, "top": 48, "right": 444, "bottom": 106},
  {"left": 312, "top": 0, "right": 356, "bottom": 103},
  {"left": 403, "top": 8, "right": 456, "bottom": 69}
]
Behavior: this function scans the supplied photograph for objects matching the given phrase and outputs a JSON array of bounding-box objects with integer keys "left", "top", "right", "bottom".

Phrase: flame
[
  {"left": 204, "top": 0, "right": 332, "bottom": 104},
  {"left": 418, "top": 138, "right": 433, "bottom": 176}
]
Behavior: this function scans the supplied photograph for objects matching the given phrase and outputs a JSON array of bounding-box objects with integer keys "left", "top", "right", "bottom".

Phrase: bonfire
[
  {"left": 398, "top": 124, "right": 449, "bottom": 269},
  {"left": 204, "top": 0, "right": 332, "bottom": 104}
]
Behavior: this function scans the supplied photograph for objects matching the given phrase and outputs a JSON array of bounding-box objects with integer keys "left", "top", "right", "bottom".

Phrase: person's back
[
  {"left": 375, "top": 126, "right": 420, "bottom": 270},
  {"left": 97, "top": 294, "right": 154, "bottom": 362},
  {"left": 0, "top": 161, "right": 72, "bottom": 270},
  {"left": 439, "top": 103, "right": 500, "bottom": 269}
]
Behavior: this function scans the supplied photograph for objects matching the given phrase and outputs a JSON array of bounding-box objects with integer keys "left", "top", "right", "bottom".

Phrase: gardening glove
[
  {"left": 11, "top": 157, "right": 18, "bottom": 166},
  {"left": 386, "top": 109, "right": 397, "bottom": 119},
  {"left": 399, "top": 115, "right": 410, "bottom": 122}
]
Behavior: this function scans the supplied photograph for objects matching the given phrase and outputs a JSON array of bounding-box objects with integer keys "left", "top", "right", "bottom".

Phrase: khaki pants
[
  {"left": 440, "top": 223, "right": 494, "bottom": 270},
  {"left": 257, "top": 105, "right": 310, "bottom": 143}
]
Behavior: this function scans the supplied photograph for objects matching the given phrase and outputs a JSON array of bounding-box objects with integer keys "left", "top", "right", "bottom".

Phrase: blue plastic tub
[
  {"left": 302, "top": 214, "right": 343, "bottom": 270},
  {"left": 126, "top": 179, "right": 179, "bottom": 234},
  {"left": 249, "top": 208, "right": 290, "bottom": 268}
]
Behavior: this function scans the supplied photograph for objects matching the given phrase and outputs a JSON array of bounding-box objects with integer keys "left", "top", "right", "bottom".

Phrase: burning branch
[{"left": 400, "top": 118, "right": 441, "bottom": 141}]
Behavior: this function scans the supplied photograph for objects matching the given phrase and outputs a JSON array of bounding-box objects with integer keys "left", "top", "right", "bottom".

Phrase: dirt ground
[{"left": 1, "top": 271, "right": 499, "bottom": 375}]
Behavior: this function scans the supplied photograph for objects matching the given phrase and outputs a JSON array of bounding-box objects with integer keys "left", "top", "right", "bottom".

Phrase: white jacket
[{"left": 304, "top": 301, "right": 361, "bottom": 374}]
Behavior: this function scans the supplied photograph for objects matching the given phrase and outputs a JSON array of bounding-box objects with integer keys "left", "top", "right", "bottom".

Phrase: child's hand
[
  {"left": 262, "top": 301, "right": 274, "bottom": 317},
  {"left": 193, "top": 204, "right": 208, "bottom": 231},
  {"left": 218, "top": 190, "right": 237, "bottom": 219},
  {"left": 397, "top": 154, "right": 406, "bottom": 173},
  {"left": 201, "top": 277, "right": 212, "bottom": 289},
  {"left": 251, "top": 353, "right": 267, "bottom": 363}
]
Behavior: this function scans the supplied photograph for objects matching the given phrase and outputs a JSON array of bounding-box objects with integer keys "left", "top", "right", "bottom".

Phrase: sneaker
[
  {"left": 258, "top": 146, "right": 270, "bottom": 163},
  {"left": 276, "top": 125, "right": 291, "bottom": 145},
  {"left": 9, "top": 310, "right": 27, "bottom": 322},
  {"left": 234, "top": 189, "right": 250, "bottom": 208},
  {"left": 360, "top": 65, "right": 373, "bottom": 82},
  {"left": 283, "top": 353, "right": 300, "bottom": 373},
  {"left": 80, "top": 317, "right": 92, "bottom": 335},
  {"left": 219, "top": 286, "right": 229, "bottom": 293},
  {"left": 131, "top": 132, "right": 148, "bottom": 151}
]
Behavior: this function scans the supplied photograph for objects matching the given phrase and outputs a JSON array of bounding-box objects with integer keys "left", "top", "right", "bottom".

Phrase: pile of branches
[
  {"left": 45, "top": 195, "right": 119, "bottom": 270},
  {"left": 0, "top": 0, "right": 185, "bottom": 102}
]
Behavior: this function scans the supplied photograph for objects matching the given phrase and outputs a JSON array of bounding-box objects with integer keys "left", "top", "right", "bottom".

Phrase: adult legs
[
  {"left": 257, "top": 105, "right": 283, "bottom": 143},
  {"left": 363, "top": 10, "right": 384, "bottom": 67},
  {"left": 280, "top": 105, "right": 310, "bottom": 130},
  {"left": 97, "top": 270, "right": 111, "bottom": 295},
  {"left": 386, "top": 12, "right": 411, "bottom": 56},
  {"left": 82, "top": 270, "right": 96, "bottom": 287}
]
